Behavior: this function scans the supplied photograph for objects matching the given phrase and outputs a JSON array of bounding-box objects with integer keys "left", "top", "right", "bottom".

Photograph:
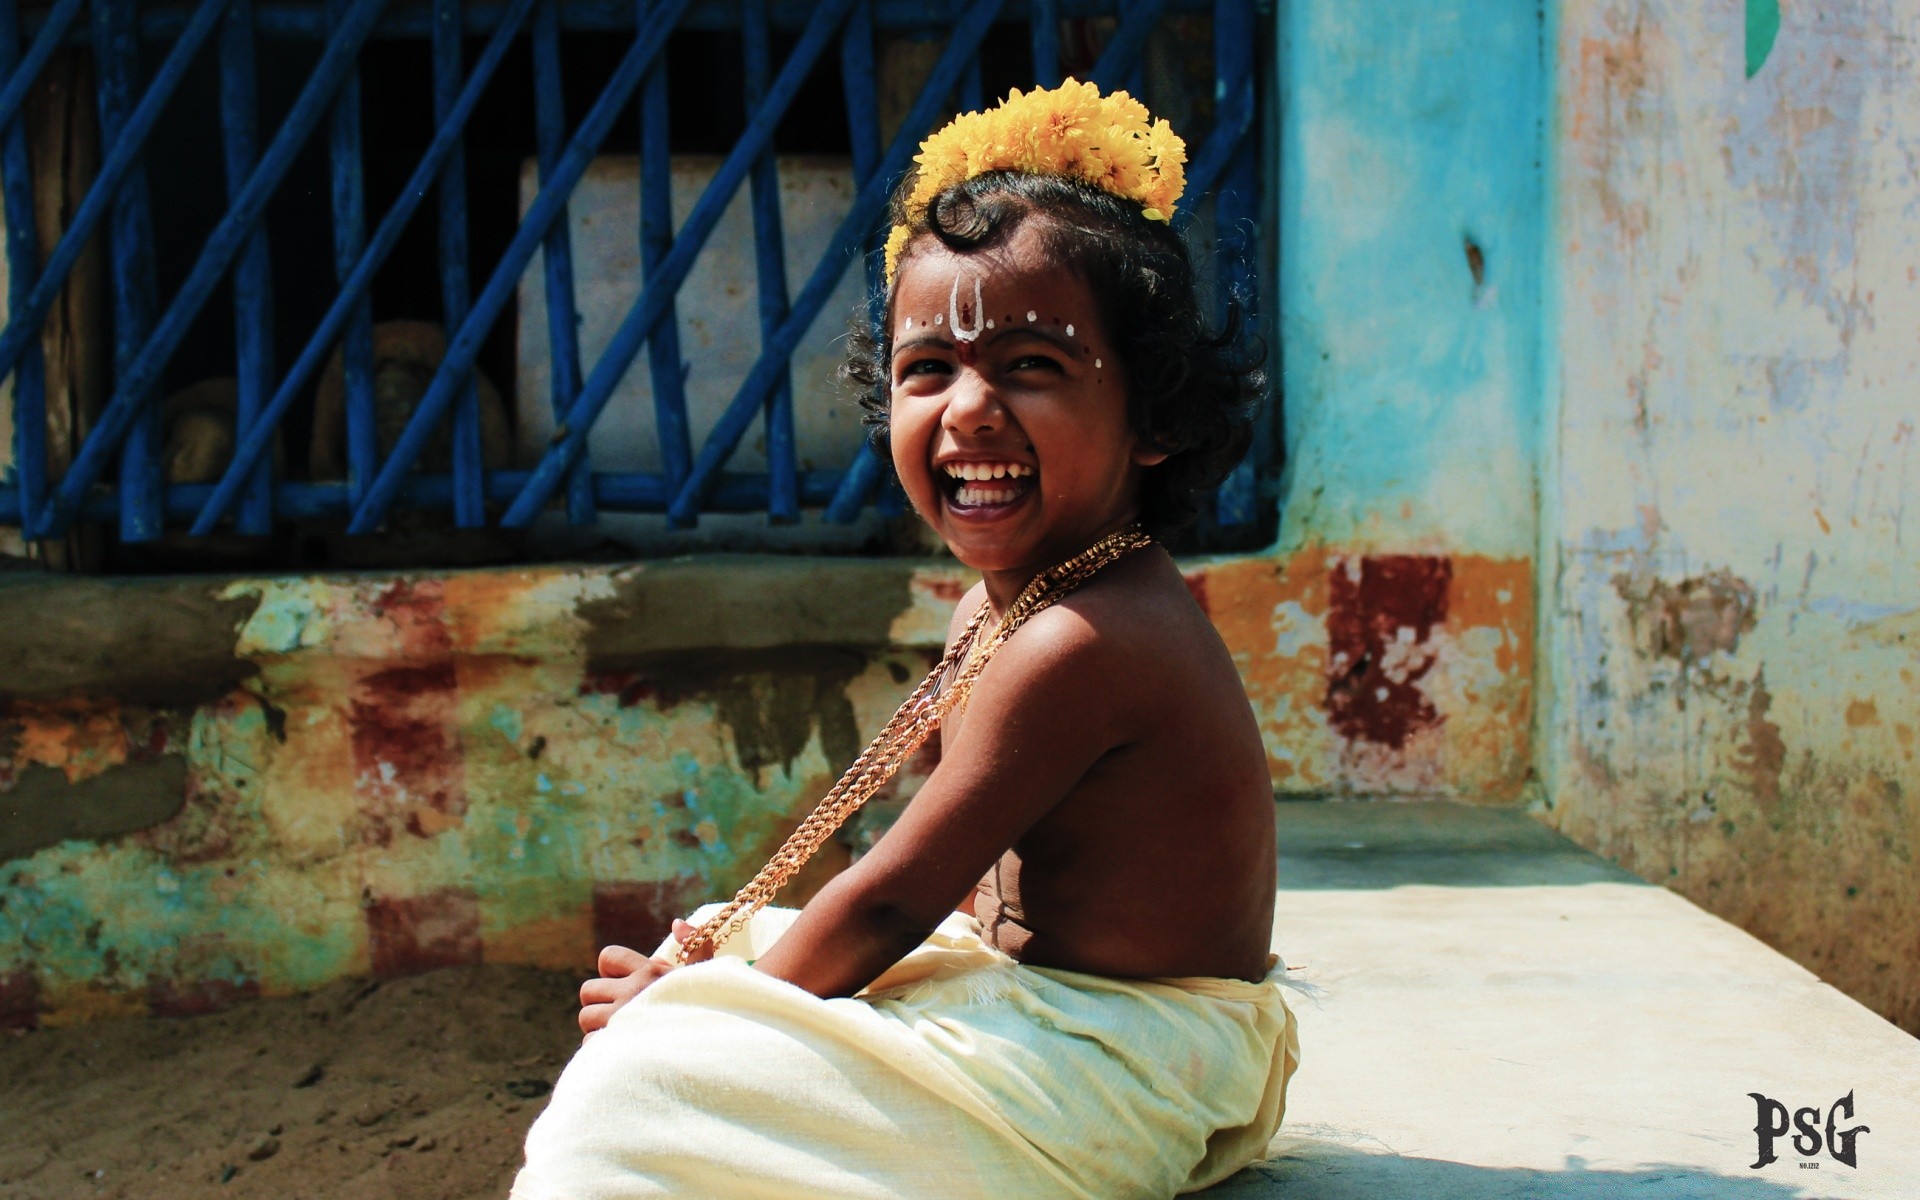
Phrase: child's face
[{"left": 887, "top": 225, "right": 1165, "bottom": 577}]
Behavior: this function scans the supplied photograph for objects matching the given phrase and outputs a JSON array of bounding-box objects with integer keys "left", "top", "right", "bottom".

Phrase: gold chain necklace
[{"left": 673, "top": 524, "right": 1154, "bottom": 963}]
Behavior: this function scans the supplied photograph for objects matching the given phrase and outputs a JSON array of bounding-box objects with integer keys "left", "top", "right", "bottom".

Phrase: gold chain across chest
[{"left": 672, "top": 525, "right": 1154, "bottom": 964}]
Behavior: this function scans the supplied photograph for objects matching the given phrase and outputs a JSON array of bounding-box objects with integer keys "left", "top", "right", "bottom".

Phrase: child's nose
[{"left": 943, "top": 375, "right": 1006, "bottom": 436}]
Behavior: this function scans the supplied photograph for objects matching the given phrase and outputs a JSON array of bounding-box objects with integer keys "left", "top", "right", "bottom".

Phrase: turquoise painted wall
[{"left": 1277, "top": 0, "right": 1545, "bottom": 558}]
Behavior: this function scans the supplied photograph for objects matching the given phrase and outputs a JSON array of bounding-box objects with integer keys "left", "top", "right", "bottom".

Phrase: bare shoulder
[{"left": 971, "top": 548, "right": 1213, "bottom": 731}]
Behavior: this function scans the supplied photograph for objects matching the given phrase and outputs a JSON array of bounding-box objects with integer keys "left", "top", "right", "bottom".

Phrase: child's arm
[{"left": 752, "top": 604, "right": 1135, "bottom": 998}]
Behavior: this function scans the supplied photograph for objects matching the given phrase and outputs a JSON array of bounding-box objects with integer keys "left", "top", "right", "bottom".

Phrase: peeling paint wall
[
  {"left": 1542, "top": 0, "right": 1920, "bottom": 1032},
  {"left": 1265, "top": 0, "right": 1545, "bottom": 795},
  {"left": 0, "top": 562, "right": 971, "bottom": 1026}
]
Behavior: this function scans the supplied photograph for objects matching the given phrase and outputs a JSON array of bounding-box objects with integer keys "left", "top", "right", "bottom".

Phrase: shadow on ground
[
  {"left": 1200, "top": 1144, "right": 1806, "bottom": 1199},
  {"left": 1274, "top": 799, "right": 1646, "bottom": 889}
]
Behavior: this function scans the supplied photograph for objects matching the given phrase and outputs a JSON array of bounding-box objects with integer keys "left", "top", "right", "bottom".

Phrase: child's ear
[{"left": 1131, "top": 442, "right": 1170, "bottom": 467}]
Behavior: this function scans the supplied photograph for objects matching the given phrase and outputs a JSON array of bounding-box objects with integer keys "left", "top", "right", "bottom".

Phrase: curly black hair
[{"left": 842, "top": 169, "right": 1264, "bottom": 539}]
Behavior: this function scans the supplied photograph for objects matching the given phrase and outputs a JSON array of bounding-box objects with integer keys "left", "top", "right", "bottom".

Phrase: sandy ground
[{"left": 0, "top": 966, "right": 583, "bottom": 1200}]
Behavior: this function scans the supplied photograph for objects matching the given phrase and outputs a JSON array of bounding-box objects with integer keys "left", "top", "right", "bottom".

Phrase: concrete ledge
[
  {"left": 1201, "top": 801, "right": 1920, "bottom": 1198},
  {"left": 0, "top": 555, "right": 962, "bottom": 703}
]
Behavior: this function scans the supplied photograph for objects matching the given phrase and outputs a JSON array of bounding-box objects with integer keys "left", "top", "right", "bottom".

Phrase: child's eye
[
  {"left": 897, "top": 358, "right": 952, "bottom": 380},
  {"left": 1007, "top": 354, "right": 1063, "bottom": 373}
]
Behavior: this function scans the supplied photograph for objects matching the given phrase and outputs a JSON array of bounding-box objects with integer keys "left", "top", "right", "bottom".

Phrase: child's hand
[{"left": 577, "top": 920, "right": 713, "bottom": 1038}]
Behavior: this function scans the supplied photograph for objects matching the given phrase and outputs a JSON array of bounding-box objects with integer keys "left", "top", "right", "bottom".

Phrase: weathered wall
[
  {"left": 1541, "top": 0, "right": 1920, "bottom": 1032},
  {"left": 1265, "top": 0, "right": 1544, "bottom": 796}
]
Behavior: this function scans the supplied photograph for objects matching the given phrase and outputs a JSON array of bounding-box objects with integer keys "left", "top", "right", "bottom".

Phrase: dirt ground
[{"left": 0, "top": 966, "right": 583, "bottom": 1200}]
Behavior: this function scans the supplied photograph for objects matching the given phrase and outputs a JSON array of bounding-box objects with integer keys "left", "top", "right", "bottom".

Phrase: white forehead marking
[
  {"left": 949, "top": 273, "right": 984, "bottom": 342},
  {"left": 934, "top": 313, "right": 943, "bottom": 325},
  {"left": 904, "top": 317, "right": 912, "bottom": 328},
  {"left": 1065, "top": 323, "right": 1075, "bottom": 338},
  {"left": 985, "top": 318, "right": 995, "bottom": 329},
  {"left": 1026, "top": 310, "right": 1037, "bottom": 323},
  {"left": 1095, "top": 358, "right": 1103, "bottom": 369}
]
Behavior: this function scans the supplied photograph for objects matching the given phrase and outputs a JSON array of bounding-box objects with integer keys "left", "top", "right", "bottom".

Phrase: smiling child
[{"left": 511, "top": 81, "right": 1299, "bottom": 1200}]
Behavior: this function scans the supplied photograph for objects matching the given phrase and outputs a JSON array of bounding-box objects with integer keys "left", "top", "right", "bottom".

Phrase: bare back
[{"left": 940, "top": 548, "right": 1276, "bottom": 983}]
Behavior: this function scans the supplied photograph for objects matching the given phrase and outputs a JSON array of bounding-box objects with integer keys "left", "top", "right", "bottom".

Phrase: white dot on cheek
[
  {"left": 1026, "top": 310, "right": 1037, "bottom": 323},
  {"left": 1095, "top": 358, "right": 1103, "bottom": 369},
  {"left": 934, "top": 313, "right": 943, "bottom": 325},
  {"left": 985, "top": 319, "right": 994, "bottom": 329},
  {"left": 1065, "top": 324, "right": 1075, "bottom": 337}
]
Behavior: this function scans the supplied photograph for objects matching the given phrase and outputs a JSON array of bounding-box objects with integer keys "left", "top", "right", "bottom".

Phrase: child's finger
[
  {"left": 597, "top": 943, "right": 646, "bottom": 976},
  {"left": 578, "top": 1001, "right": 617, "bottom": 1036}
]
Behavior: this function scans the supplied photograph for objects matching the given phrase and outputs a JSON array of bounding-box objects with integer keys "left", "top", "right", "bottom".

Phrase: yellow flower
[{"left": 885, "top": 79, "right": 1189, "bottom": 283}]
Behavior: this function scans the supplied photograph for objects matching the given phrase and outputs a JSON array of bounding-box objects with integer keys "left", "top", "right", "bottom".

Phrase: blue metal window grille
[{"left": 0, "top": 0, "right": 1270, "bottom": 547}]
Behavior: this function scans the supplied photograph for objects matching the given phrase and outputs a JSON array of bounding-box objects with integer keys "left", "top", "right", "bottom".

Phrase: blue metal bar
[
  {"left": 381, "top": 0, "right": 834, "bottom": 534},
  {"left": 1028, "top": 0, "right": 1058, "bottom": 87},
  {"left": 1210, "top": 0, "right": 1256, "bottom": 526},
  {"left": 95, "top": 0, "right": 165, "bottom": 543},
  {"left": 743, "top": 0, "right": 796, "bottom": 523},
  {"left": 960, "top": 52, "right": 982, "bottom": 113},
  {"left": 823, "top": 445, "right": 884, "bottom": 523},
  {"left": 823, "top": 0, "right": 886, "bottom": 527},
  {"left": 666, "top": 0, "right": 1006, "bottom": 527},
  {"left": 37, "top": 0, "right": 389, "bottom": 538},
  {"left": 0, "top": 0, "right": 81, "bottom": 149},
  {"left": 494, "top": 0, "right": 860, "bottom": 530},
  {"left": 436, "top": 0, "right": 485, "bottom": 526},
  {"left": 1084, "top": 0, "right": 1166, "bottom": 94},
  {"left": 839, "top": 0, "right": 882, "bottom": 324},
  {"left": 532, "top": 0, "right": 592, "bottom": 523},
  {"left": 0, "top": 0, "right": 48, "bottom": 541},
  {"left": 4, "top": 469, "right": 855, "bottom": 523},
  {"left": 1171, "top": 74, "right": 1252, "bottom": 233},
  {"left": 189, "top": 0, "right": 535, "bottom": 535},
  {"left": 638, "top": 0, "right": 691, "bottom": 504},
  {"left": 327, "top": 0, "right": 377, "bottom": 511},
  {"left": 20, "top": 0, "right": 1213, "bottom": 43},
  {"left": 0, "top": 0, "right": 230, "bottom": 409},
  {"left": 222, "top": 0, "right": 275, "bottom": 535}
]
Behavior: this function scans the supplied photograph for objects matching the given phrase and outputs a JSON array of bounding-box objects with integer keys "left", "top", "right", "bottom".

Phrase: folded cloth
[{"left": 511, "top": 904, "right": 1300, "bottom": 1200}]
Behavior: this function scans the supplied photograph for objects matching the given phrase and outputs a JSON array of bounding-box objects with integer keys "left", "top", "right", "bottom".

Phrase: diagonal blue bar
[
  {"left": 743, "top": 0, "right": 797, "bottom": 524},
  {"left": 329, "top": 0, "right": 379, "bottom": 510},
  {"left": 667, "top": 0, "right": 1006, "bottom": 527},
  {"left": 0, "top": 0, "right": 230, "bottom": 403},
  {"left": 532, "top": 0, "right": 593, "bottom": 524},
  {"left": 0, "top": 0, "right": 80, "bottom": 144},
  {"left": 439, "top": 0, "right": 486, "bottom": 527},
  {"left": 1084, "top": 0, "right": 1168, "bottom": 94},
  {"left": 37, "top": 0, "right": 388, "bottom": 538},
  {"left": 188, "top": 0, "right": 536, "bottom": 536},
  {"left": 476, "top": 0, "right": 861, "bottom": 531},
  {"left": 346, "top": 0, "right": 700, "bottom": 534},
  {"left": 94, "top": 0, "right": 166, "bottom": 543},
  {"left": 0, "top": 0, "right": 48, "bottom": 541},
  {"left": 638, "top": 0, "right": 691, "bottom": 505},
  {"left": 222, "top": 0, "right": 277, "bottom": 536}
]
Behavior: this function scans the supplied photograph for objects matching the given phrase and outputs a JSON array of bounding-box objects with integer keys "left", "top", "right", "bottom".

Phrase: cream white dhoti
[{"left": 511, "top": 905, "right": 1300, "bottom": 1200}]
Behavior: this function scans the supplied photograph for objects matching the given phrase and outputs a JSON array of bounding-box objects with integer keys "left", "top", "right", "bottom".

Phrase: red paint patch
[
  {"left": 0, "top": 967, "right": 39, "bottom": 1030},
  {"left": 592, "top": 879, "right": 708, "bottom": 953},
  {"left": 351, "top": 661, "right": 465, "bottom": 841},
  {"left": 1182, "top": 571, "right": 1210, "bottom": 616},
  {"left": 925, "top": 578, "right": 968, "bottom": 603},
  {"left": 1325, "top": 555, "right": 1451, "bottom": 749},
  {"left": 146, "top": 975, "right": 260, "bottom": 1018},
  {"left": 366, "top": 889, "right": 483, "bottom": 979},
  {"left": 370, "top": 579, "right": 454, "bottom": 659}
]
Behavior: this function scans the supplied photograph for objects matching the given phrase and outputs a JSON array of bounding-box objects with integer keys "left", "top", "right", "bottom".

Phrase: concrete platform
[{"left": 1199, "top": 801, "right": 1920, "bottom": 1199}]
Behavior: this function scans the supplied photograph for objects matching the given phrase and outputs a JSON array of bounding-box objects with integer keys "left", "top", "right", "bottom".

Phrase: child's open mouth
[{"left": 939, "top": 460, "right": 1037, "bottom": 517}]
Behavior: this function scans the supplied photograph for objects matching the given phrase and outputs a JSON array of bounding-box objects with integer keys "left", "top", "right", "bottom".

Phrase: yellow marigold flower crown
[{"left": 883, "top": 78, "right": 1187, "bottom": 284}]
